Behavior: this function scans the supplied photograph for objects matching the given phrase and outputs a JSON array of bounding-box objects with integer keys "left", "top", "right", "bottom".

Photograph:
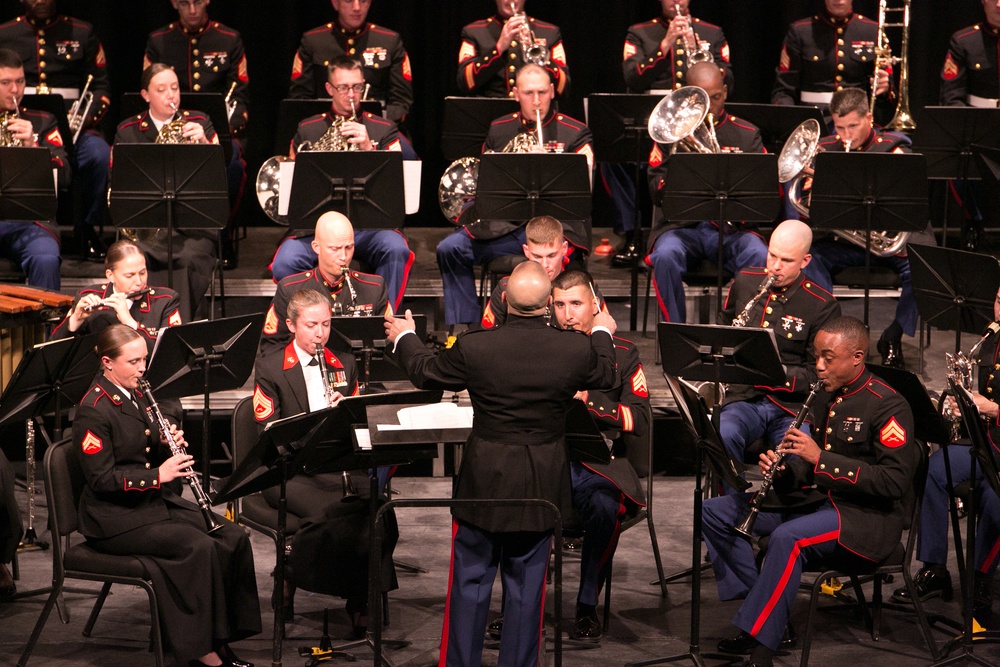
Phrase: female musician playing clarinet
[
  {"left": 51, "top": 239, "right": 182, "bottom": 350},
  {"left": 75, "top": 325, "right": 260, "bottom": 667}
]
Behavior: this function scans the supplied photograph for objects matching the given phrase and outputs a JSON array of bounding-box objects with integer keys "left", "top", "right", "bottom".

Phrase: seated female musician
[
  {"left": 252, "top": 288, "right": 396, "bottom": 636},
  {"left": 111, "top": 63, "right": 218, "bottom": 321},
  {"left": 75, "top": 325, "right": 260, "bottom": 667}
]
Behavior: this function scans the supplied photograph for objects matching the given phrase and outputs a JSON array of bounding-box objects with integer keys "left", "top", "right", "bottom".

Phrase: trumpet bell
[
  {"left": 777, "top": 119, "right": 821, "bottom": 183},
  {"left": 256, "top": 155, "right": 290, "bottom": 225},
  {"left": 438, "top": 157, "right": 480, "bottom": 222},
  {"left": 647, "top": 86, "right": 710, "bottom": 145}
]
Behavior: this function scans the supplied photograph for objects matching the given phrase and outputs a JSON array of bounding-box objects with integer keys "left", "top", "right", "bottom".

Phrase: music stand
[
  {"left": 273, "top": 99, "right": 383, "bottom": 155},
  {"left": 809, "top": 151, "right": 928, "bottom": 325},
  {"left": 119, "top": 92, "right": 234, "bottom": 164},
  {"left": 908, "top": 244, "right": 1000, "bottom": 355},
  {"left": 328, "top": 314, "right": 426, "bottom": 392},
  {"left": 661, "top": 153, "right": 780, "bottom": 322},
  {"left": 441, "top": 97, "right": 519, "bottom": 161},
  {"left": 912, "top": 107, "right": 1000, "bottom": 249},
  {"left": 21, "top": 95, "right": 73, "bottom": 157},
  {"left": 588, "top": 93, "right": 661, "bottom": 330},
  {"left": 108, "top": 144, "right": 229, "bottom": 288},
  {"left": 725, "top": 103, "right": 826, "bottom": 155},
  {"left": 0, "top": 147, "right": 58, "bottom": 222},
  {"left": 286, "top": 151, "right": 404, "bottom": 236},
  {"left": 144, "top": 313, "right": 264, "bottom": 491}
]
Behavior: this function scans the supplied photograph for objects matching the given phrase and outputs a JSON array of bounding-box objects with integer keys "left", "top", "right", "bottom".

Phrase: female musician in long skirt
[{"left": 74, "top": 325, "right": 260, "bottom": 667}]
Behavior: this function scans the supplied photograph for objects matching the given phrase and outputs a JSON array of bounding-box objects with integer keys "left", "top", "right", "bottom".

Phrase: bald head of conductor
[
  {"left": 686, "top": 61, "right": 727, "bottom": 120},
  {"left": 311, "top": 211, "right": 355, "bottom": 283},
  {"left": 765, "top": 220, "right": 813, "bottom": 289}
]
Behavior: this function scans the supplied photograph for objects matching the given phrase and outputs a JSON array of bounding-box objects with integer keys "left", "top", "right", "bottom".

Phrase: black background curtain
[{"left": 3, "top": 0, "right": 984, "bottom": 227}]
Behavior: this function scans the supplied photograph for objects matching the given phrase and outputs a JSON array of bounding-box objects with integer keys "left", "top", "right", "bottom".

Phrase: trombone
[{"left": 873, "top": 0, "right": 915, "bottom": 132}]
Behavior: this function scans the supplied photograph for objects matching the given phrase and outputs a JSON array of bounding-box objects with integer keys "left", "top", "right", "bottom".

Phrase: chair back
[
  {"left": 230, "top": 396, "right": 258, "bottom": 469},
  {"left": 44, "top": 438, "right": 84, "bottom": 539}
]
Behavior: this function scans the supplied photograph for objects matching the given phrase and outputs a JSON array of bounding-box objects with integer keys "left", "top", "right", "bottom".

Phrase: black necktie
[{"left": 308, "top": 357, "right": 319, "bottom": 366}]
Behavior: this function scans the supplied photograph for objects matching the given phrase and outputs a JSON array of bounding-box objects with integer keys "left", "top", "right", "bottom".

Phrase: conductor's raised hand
[
  {"left": 385, "top": 308, "right": 416, "bottom": 343},
  {"left": 592, "top": 310, "right": 617, "bottom": 335}
]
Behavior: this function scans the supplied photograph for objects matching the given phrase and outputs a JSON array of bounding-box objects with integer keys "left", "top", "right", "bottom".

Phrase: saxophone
[{"left": 943, "top": 321, "right": 1000, "bottom": 438}]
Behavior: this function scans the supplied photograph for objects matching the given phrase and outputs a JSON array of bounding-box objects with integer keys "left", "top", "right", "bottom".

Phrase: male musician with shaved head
[
  {"left": 703, "top": 316, "right": 920, "bottom": 667},
  {"left": 387, "top": 260, "right": 618, "bottom": 666}
]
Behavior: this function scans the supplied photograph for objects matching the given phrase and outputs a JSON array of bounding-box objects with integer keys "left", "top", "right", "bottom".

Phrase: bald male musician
[
  {"left": 645, "top": 62, "right": 766, "bottom": 324},
  {"left": 387, "top": 261, "right": 617, "bottom": 667}
]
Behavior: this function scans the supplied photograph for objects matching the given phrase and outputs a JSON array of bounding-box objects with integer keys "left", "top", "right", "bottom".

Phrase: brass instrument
[
  {"left": 155, "top": 102, "right": 189, "bottom": 144},
  {"left": 778, "top": 119, "right": 910, "bottom": 257},
  {"left": 224, "top": 81, "right": 237, "bottom": 124},
  {"left": 137, "top": 377, "right": 222, "bottom": 533},
  {"left": 647, "top": 86, "right": 718, "bottom": 154},
  {"left": 674, "top": 3, "right": 713, "bottom": 67},
  {"left": 510, "top": 2, "right": 549, "bottom": 65},
  {"left": 82, "top": 287, "right": 153, "bottom": 312},
  {"left": 314, "top": 347, "right": 359, "bottom": 502},
  {"left": 733, "top": 380, "right": 824, "bottom": 539},
  {"left": 884, "top": 0, "right": 916, "bottom": 132},
  {"left": 0, "top": 97, "right": 23, "bottom": 147},
  {"left": 67, "top": 74, "right": 94, "bottom": 144}
]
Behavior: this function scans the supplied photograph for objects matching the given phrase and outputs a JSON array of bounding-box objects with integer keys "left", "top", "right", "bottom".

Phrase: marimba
[{"left": 0, "top": 284, "right": 72, "bottom": 392}]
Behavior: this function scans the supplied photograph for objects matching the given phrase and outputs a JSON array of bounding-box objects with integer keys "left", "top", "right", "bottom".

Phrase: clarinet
[
  {"left": 342, "top": 265, "right": 360, "bottom": 316},
  {"left": 314, "top": 348, "right": 359, "bottom": 501},
  {"left": 732, "top": 380, "right": 824, "bottom": 539},
  {"left": 137, "top": 378, "right": 222, "bottom": 533}
]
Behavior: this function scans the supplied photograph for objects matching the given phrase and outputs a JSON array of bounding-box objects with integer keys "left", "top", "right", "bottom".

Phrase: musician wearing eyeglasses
[
  {"left": 0, "top": 48, "right": 67, "bottom": 291},
  {"left": 144, "top": 0, "right": 250, "bottom": 269},
  {"left": 457, "top": 0, "right": 570, "bottom": 99},
  {"left": 289, "top": 0, "right": 412, "bottom": 125},
  {"left": 891, "top": 287, "right": 1000, "bottom": 623},
  {"left": 437, "top": 64, "right": 593, "bottom": 332},
  {"left": 771, "top": 0, "right": 893, "bottom": 121},
  {"left": 0, "top": 0, "right": 112, "bottom": 262},
  {"left": 702, "top": 316, "right": 920, "bottom": 667},
  {"left": 622, "top": 0, "right": 732, "bottom": 94},
  {"left": 645, "top": 62, "right": 766, "bottom": 325}
]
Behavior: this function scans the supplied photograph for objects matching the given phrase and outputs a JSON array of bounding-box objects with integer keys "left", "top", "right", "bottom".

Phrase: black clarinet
[
  {"left": 137, "top": 378, "right": 222, "bottom": 533},
  {"left": 732, "top": 380, "right": 824, "bottom": 539}
]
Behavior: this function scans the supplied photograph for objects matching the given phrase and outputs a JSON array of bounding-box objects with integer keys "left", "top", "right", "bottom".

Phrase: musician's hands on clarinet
[
  {"left": 158, "top": 451, "right": 194, "bottom": 483},
  {"left": 777, "top": 426, "right": 822, "bottom": 465}
]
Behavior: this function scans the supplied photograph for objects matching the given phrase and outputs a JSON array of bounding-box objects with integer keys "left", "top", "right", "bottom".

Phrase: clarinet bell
[{"left": 341, "top": 470, "right": 361, "bottom": 502}]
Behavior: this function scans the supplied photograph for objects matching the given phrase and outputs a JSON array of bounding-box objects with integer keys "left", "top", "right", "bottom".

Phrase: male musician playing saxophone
[
  {"left": 0, "top": 0, "right": 112, "bottom": 261},
  {"left": 891, "top": 286, "right": 1000, "bottom": 623},
  {"left": 703, "top": 316, "right": 920, "bottom": 666},
  {"left": 144, "top": 0, "right": 251, "bottom": 268},
  {"left": 289, "top": 0, "right": 412, "bottom": 125},
  {"left": 0, "top": 48, "right": 67, "bottom": 291},
  {"left": 457, "top": 0, "right": 570, "bottom": 99},
  {"left": 270, "top": 56, "right": 413, "bottom": 313},
  {"left": 800, "top": 87, "right": 932, "bottom": 369},
  {"left": 645, "top": 62, "right": 766, "bottom": 324},
  {"left": 437, "top": 63, "right": 593, "bottom": 331},
  {"left": 262, "top": 211, "right": 391, "bottom": 353},
  {"left": 718, "top": 220, "right": 839, "bottom": 482}
]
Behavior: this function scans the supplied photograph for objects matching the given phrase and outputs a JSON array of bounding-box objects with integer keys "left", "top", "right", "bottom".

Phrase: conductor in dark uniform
[
  {"left": 622, "top": 0, "right": 733, "bottom": 94},
  {"left": 718, "top": 220, "right": 840, "bottom": 483},
  {"left": 0, "top": 48, "right": 68, "bottom": 291},
  {"left": 457, "top": 0, "right": 570, "bottom": 99},
  {"left": 262, "top": 211, "right": 391, "bottom": 353},
  {"left": 552, "top": 270, "right": 648, "bottom": 641},
  {"left": 645, "top": 62, "right": 767, "bottom": 324},
  {"left": 289, "top": 0, "right": 412, "bottom": 124},
  {"left": 0, "top": 0, "right": 112, "bottom": 260},
  {"left": 940, "top": 0, "right": 1000, "bottom": 107},
  {"left": 74, "top": 325, "right": 260, "bottom": 667},
  {"left": 771, "top": 0, "right": 892, "bottom": 121},
  {"left": 703, "top": 316, "right": 921, "bottom": 666},
  {"left": 386, "top": 261, "right": 618, "bottom": 667}
]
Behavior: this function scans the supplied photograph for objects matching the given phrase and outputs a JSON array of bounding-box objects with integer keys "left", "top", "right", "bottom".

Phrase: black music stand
[
  {"left": 328, "top": 315, "right": 426, "bottom": 392},
  {"left": 20, "top": 95, "right": 72, "bottom": 156},
  {"left": 630, "top": 323, "right": 782, "bottom": 667},
  {"left": 213, "top": 389, "right": 442, "bottom": 667},
  {"left": 441, "top": 97, "right": 519, "bottom": 161},
  {"left": 108, "top": 144, "right": 229, "bottom": 289},
  {"left": 274, "top": 99, "right": 383, "bottom": 156},
  {"left": 0, "top": 147, "right": 58, "bottom": 222},
  {"left": 661, "top": 153, "right": 780, "bottom": 322},
  {"left": 912, "top": 107, "right": 1000, "bottom": 249},
  {"left": 286, "top": 151, "right": 404, "bottom": 236},
  {"left": 908, "top": 244, "right": 1000, "bottom": 355},
  {"left": 934, "top": 379, "right": 1000, "bottom": 666},
  {"left": 119, "top": 92, "right": 233, "bottom": 163},
  {"left": 809, "top": 151, "right": 928, "bottom": 325},
  {"left": 144, "top": 313, "right": 263, "bottom": 492},
  {"left": 724, "top": 103, "right": 826, "bottom": 155},
  {"left": 588, "top": 93, "right": 661, "bottom": 329}
]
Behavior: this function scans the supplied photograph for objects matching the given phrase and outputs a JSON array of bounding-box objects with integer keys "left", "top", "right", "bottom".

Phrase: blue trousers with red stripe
[
  {"left": 440, "top": 520, "right": 551, "bottom": 667},
  {"left": 647, "top": 222, "right": 767, "bottom": 323},
  {"left": 719, "top": 397, "right": 813, "bottom": 494},
  {"left": 917, "top": 445, "right": 1000, "bottom": 576},
  {"left": 436, "top": 227, "right": 527, "bottom": 326},
  {"left": 570, "top": 462, "right": 625, "bottom": 608},
  {"left": 702, "top": 495, "right": 840, "bottom": 651}
]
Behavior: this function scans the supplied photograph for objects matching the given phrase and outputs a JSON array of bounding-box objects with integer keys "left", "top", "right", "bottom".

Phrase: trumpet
[
  {"left": 732, "top": 380, "right": 824, "bottom": 539},
  {"left": 674, "top": 3, "right": 713, "bottom": 67},
  {"left": 224, "top": 81, "right": 237, "bottom": 124},
  {"left": 313, "top": 347, "right": 359, "bottom": 502},
  {"left": 82, "top": 287, "right": 153, "bottom": 312},
  {"left": 509, "top": 2, "right": 549, "bottom": 65},
  {"left": 67, "top": 74, "right": 94, "bottom": 144},
  {"left": 137, "top": 378, "right": 222, "bottom": 533}
]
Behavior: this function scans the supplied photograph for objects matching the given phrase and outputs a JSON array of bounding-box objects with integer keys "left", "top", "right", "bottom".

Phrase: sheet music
[
  {"left": 376, "top": 402, "right": 474, "bottom": 431},
  {"left": 354, "top": 427, "right": 372, "bottom": 450}
]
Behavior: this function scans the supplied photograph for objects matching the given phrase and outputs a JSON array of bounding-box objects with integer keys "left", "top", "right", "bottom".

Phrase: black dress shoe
[
  {"left": 892, "top": 566, "right": 953, "bottom": 603},
  {"left": 217, "top": 645, "right": 253, "bottom": 667},
  {"left": 571, "top": 607, "right": 602, "bottom": 642},
  {"left": 876, "top": 336, "right": 905, "bottom": 369},
  {"left": 718, "top": 625, "right": 795, "bottom": 654},
  {"left": 79, "top": 237, "right": 106, "bottom": 262},
  {"left": 612, "top": 243, "right": 640, "bottom": 268},
  {"left": 487, "top": 616, "right": 503, "bottom": 640},
  {"left": 345, "top": 598, "right": 368, "bottom": 639}
]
